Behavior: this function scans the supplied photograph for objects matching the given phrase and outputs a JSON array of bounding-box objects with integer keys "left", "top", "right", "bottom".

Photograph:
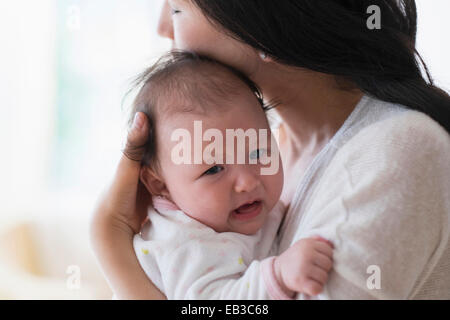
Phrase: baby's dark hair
[{"left": 127, "top": 50, "right": 272, "bottom": 173}]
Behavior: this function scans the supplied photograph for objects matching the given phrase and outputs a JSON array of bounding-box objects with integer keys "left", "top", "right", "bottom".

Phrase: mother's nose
[
  {"left": 157, "top": 0, "right": 174, "bottom": 40},
  {"left": 233, "top": 169, "right": 261, "bottom": 194}
]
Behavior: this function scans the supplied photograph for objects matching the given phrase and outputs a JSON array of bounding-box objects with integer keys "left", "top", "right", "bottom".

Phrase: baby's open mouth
[
  {"left": 234, "top": 201, "right": 260, "bottom": 214},
  {"left": 232, "top": 201, "right": 263, "bottom": 220}
]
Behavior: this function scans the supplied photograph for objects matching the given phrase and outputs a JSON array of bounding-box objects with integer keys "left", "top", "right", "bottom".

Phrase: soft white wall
[
  {"left": 416, "top": 0, "right": 450, "bottom": 91},
  {"left": 0, "top": 0, "right": 170, "bottom": 222},
  {"left": 0, "top": 0, "right": 57, "bottom": 217}
]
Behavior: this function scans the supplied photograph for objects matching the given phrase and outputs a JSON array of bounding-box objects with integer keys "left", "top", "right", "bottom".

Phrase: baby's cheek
[
  {"left": 263, "top": 171, "right": 284, "bottom": 206},
  {"left": 191, "top": 209, "right": 229, "bottom": 233},
  {"left": 182, "top": 197, "right": 229, "bottom": 230}
]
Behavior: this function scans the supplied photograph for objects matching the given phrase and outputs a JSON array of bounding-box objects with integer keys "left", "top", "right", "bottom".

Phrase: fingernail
[{"left": 133, "top": 113, "right": 144, "bottom": 130}]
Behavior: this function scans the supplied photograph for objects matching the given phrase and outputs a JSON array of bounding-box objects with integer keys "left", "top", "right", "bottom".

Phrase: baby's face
[{"left": 155, "top": 88, "right": 284, "bottom": 235}]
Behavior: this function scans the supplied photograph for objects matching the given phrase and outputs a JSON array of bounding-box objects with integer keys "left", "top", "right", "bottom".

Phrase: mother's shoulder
[
  {"left": 360, "top": 109, "right": 448, "bottom": 143},
  {"left": 336, "top": 109, "right": 450, "bottom": 165}
]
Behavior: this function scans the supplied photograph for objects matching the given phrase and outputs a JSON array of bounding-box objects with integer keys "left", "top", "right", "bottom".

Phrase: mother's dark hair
[{"left": 190, "top": 0, "right": 450, "bottom": 134}]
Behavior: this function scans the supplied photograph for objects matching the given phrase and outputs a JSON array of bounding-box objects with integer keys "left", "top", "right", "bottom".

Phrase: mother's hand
[
  {"left": 94, "top": 112, "right": 152, "bottom": 236},
  {"left": 90, "top": 112, "right": 166, "bottom": 299}
]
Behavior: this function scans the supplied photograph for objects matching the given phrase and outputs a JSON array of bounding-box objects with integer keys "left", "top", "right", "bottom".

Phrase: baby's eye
[
  {"left": 249, "top": 148, "right": 267, "bottom": 160},
  {"left": 203, "top": 165, "right": 224, "bottom": 176},
  {"left": 171, "top": 9, "right": 181, "bottom": 15}
]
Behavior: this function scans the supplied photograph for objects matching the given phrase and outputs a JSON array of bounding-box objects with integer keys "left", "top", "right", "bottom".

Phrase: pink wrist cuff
[{"left": 260, "top": 256, "right": 295, "bottom": 300}]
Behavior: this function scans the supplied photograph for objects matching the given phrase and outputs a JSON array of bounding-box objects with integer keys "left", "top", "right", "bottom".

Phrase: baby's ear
[{"left": 140, "top": 167, "right": 170, "bottom": 198}]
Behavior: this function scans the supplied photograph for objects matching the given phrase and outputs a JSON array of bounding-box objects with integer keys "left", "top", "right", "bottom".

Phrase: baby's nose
[{"left": 233, "top": 170, "right": 261, "bottom": 193}]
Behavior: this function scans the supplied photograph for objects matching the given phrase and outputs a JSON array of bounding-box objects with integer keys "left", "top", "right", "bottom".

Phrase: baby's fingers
[
  {"left": 307, "top": 265, "right": 329, "bottom": 286},
  {"left": 313, "top": 240, "right": 334, "bottom": 258},
  {"left": 303, "top": 279, "right": 324, "bottom": 296},
  {"left": 314, "top": 252, "right": 333, "bottom": 272},
  {"left": 310, "top": 235, "right": 334, "bottom": 248}
]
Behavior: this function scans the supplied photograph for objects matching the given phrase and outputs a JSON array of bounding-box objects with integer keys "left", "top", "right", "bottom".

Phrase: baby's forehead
[
  {"left": 155, "top": 68, "right": 268, "bottom": 131},
  {"left": 166, "top": 64, "right": 257, "bottom": 110},
  {"left": 156, "top": 98, "right": 271, "bottom": 161},
  {"left": 158, "top": 99, "right": 269, "bottom": 138}
]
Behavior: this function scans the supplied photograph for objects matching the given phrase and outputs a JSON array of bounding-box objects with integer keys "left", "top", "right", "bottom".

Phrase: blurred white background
[
  {"left": 0, "top": 0, "right": 448, "bottom": 299},
  {"left": 0, "top": 0, "right": 169, "bottom": 299},
  {"left": 0, "top": 0, "right": 169, "bottom": 222}
]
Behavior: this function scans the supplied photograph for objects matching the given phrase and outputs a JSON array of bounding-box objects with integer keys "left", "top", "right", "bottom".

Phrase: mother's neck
[{"left": 258, "top": 65, "right": 364, "bottom": 153}]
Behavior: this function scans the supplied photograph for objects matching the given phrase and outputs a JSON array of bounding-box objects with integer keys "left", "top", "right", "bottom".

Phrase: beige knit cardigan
[{"left": 275, "top": 95, "right": 450, "bottom": 299}]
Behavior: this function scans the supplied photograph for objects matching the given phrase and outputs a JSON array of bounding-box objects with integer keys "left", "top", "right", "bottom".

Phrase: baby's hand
[{"left": 274, "top": 236, "right": 334, "bottom": 297}]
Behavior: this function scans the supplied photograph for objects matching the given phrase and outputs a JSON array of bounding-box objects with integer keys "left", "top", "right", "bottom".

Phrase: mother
[{"left": 91, "top": 0, "right": 450, "bottom": 299}]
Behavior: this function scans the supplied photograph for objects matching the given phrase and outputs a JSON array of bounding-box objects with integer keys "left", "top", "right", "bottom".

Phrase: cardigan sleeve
[{"left": 294, "top": 111, "right": 450, "bottom": 299}]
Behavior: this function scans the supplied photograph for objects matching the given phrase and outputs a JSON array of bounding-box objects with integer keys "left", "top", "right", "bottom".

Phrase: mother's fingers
[
  {"left": 91, "top": 112, "right": 152, "bottom": 236},
  {"left": 112, "top": 112, "right": 150, "bottom": 196},
  {"left": 123, "top": 112, "right": 150, "bottom": 162}
]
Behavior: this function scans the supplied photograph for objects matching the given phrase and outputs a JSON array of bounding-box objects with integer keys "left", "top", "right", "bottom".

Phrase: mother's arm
[
  {"left": 296, "top": 112, "right": 450, "bottom": 299},
  {"left": 90, "top": 112, "right": 166, "bottom": 300}
]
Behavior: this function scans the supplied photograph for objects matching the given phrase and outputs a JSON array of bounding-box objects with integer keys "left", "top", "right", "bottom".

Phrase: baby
[{"left": 129, "top": 50, "right": 333, "bottom": 299}]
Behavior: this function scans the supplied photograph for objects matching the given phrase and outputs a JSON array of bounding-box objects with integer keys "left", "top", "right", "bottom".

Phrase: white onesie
[{"left": 132, "top": 196, "right": 292, "bottom": 300}]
